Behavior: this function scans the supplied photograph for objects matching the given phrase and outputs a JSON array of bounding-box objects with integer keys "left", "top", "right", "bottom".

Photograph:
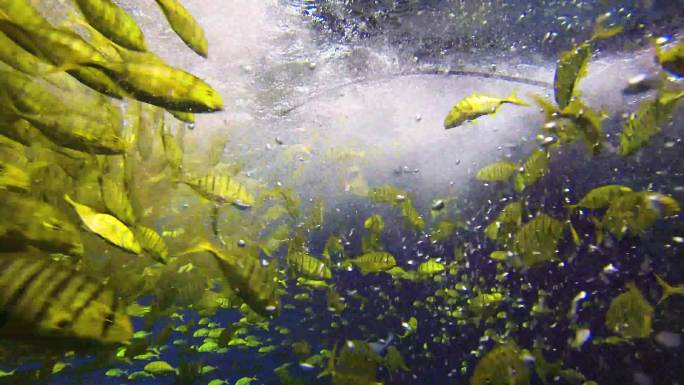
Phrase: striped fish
[
  {"left": 345, "top": 252, "right": 396, "bottom": 276},
  {"left": 287, "top": 252, "right": 331, "bottom": 281},
  {"left": 177, "top": 242, "right": 280, "bottom": 317},
  {"left": 133, "top": 224, "right": 169, "bottom": 264},
  {"left": 0, "top": 256, "right": 133, "bottom": 345},
  {"left": 180, "top": 174, "right": 255, "bottom": 209}
]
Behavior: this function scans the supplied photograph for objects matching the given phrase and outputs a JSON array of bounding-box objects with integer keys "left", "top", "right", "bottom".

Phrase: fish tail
[
  {"left": 508, "top": 90, "right": 529, "bottom": 106},
  {"left": 655, "top": 274, "right": 673, "bottom": 304}
]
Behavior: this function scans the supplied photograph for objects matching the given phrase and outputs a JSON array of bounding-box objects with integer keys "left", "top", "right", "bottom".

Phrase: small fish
[
  {"left": 0, "top": 256, "right": 133, "bottom": 345},
  {"left": 176, "top": 241, "right": 280, "bottom": 317},
  {"left": 64, "top": 194, "right": 142, "bottom": 254},
  {"left": 605, "top": 283, "right": 653, "bottom": 339},
  {"left": 568, "top": 184, "right": 633, "bottom": 211},
  {"left": 154, "top": 0, "right": 208, "bottom": 57},
  {"left": 619, "top": 90, "right": 683, "bottom": 156},
  {"left": 417, "top": 259, "right": 445, "bottom": 275},
  {"left": 133, "top": 225, "right": 169, "bottom": 264},
  {"left": 99, "top": 175, "right": 136, "bottom": 225},
  {"left": 74, "top": 0, "right": 146, "bottom": 51},
  {"left": 103, "top": 61, "right": 223, "bottom": 113},
  {"left": 0, "top": 191, "right": 83, "bottom": 256},
  {"left": 514, "top": 149, "right": 549, "bottom": 192},
  {"left": 476, "top": 160, "right": 518, "bottom": 182},
  {"left": 513, "top": 213, "right": 564, "bottom": 267},
  {"left": 443, "top": 91, "right": 528, "bottom": 129},
  {"left": 0, "top": 18, "right": 109, "bottom": 69},
  {"left": 655, "top": 274, "right": 684, "bottom": 304},
  {"left": 287, "top": 252, "right": 331, "bottom": 281},
  {"left": 470, "top": 343, "right": 530, "bottom": 385},
  {"left": 143, "top": 360, "right": 176, "bottom": 375},
  {"left": 602, "top": 191, "right": 680, "bottom": 239},
  {"left": 554, "top": 42, "right": 591, "bottom": 109},
  {"left": 343, "top": 252, "right": 396, "bottom": 275},
  {"left": 180, "top": 174, "right": 255, "bottom": 208}
]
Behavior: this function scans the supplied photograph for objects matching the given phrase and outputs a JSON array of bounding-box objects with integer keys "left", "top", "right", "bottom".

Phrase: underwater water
[{"left": 0, "top": 0, "right": 683, "bottom": 384}]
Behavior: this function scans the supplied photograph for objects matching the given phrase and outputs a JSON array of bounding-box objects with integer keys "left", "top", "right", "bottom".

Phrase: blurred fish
[
  {"left": 176, "top": 241, "right": 280, "bottom": 317},
  {"left": 655, "top": 40, "right": 684, "bottom": 77},
  {"left": 64, "top": 194, "right": 142, "bottom": 254},
  {"left": 74, "top": 0, "right": 146, "bottom": 51},
  {"left": 154, "top": 0, "right": 208, "bottom": 57},
  {"left": 0, "top": 255, "right": 133, "bottom": 346},
  {"left": 655, "top": 274, "right": 684, "bottom": 304},
  {"left": 343, "top": 251, "right": 396, "bottom": 275},
  {"left": 622, "top": 74, "right": 662, "bottom": 95},
  {"left": 180, "top": 174, "right": 255, "bottom": 208},
  {"left": 605, "top": 283, "right": 653, "bottom": 339},
  {"left": 444, "top": 91, "right": 528, "bottom": 129},
  {"left": 0, "top": 191, "right": 83, "bottom": 256},
  {"left": 470, "top": 343, "right": 530, "bottom": 385}
]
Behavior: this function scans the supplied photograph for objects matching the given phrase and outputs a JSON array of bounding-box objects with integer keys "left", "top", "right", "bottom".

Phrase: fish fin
[
  {"left": 507, "top": 90, "right": 529, "bottom": 106},
  {"left": 567, "top": 221, "right": 581, "bottom": 246},
  {"left": 655, "top": 274, "right": 673, "bottom": 304},
  {"left": 590, "top": 216, "right": 604, "bottom": 245}
]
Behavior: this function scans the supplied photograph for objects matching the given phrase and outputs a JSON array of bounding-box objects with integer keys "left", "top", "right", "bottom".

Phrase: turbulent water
[{"left": 1, "top": 0, "right": 683, "bottom": 384}]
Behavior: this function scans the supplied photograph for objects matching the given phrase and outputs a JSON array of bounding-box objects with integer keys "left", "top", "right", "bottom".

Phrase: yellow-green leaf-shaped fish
[
  {"left": 133, "top": 225, "right": 169, "bottom": 264},
  {"left": 605, "top": 283, "right": 653, "bottom": 339},
  {"left": 0, "top": 30, "right": 54, "bottom": 75},
  {"left": 74, "top": 0, "right": 146, "bottom": 51},
  {"left": 416, "top": 259, "right": 445, "bottom": 275},
  {"left": 0, "top": 191, "right": 83, "bottom": 256},
  {"left": 160, "top": 123, "right": 184, "bottom": 173},
  {"left": 656, "top": 40, "right": 684, "bottom": 77},
  {"left": 0, "top": 255, "right": 133, "bottom": 345},
  {"left": 154, "top": 0, "right": 208, "bottom": 57},
  {"left": 655, "top": 274, "right": 684, "bottom": 304},
  {"left": 476, "top": 160, "right": 518, "bottom": 182},
  {"left": 176, "top": 242, "right": 280, "bottom": 317},
  {"left": 444, "top": 92, "right": 528, "bottom": 129},
  {"left": 181, "top": 174, "right": 254, "bottom": 208},
  {"left": 0, "top": 71, "right": 126, "bottom": 154},
  {"left": 287, "top": 252, "right": 331, "bottom": 281},
  {"left": 0, "top": 161, "right": 30, "bottom": 193},
  {"left": 470, "top": 343, "right": 530, "bottom": 385},
  {"left": 602, "top": 191, "right": 680, "bottom": 239},
  {"left": 619, "top": 90, "right": 683, "bottom": 156},
  {"left": 99, "top": 175, "right": 136, "bottom": 226},
  {"left": 364, "top": 214, "right": 384, "bottom": 234},
  {"left": 385, "top": 346, "right": 409, "bottom": 373},
  {"left": 554, "top": 43, "right": 591, "bottom": 109},
  {"left": 344, "top": 252, "right": 396, "bottom": 275},
  {"left": 514, "top": 149, "right": 549, "bottom": 192},
  {"left": 65, "top": 194, "right": 142, "bottom": 254},
  {"left": 104, "top": 61, "right": 223, "bottom": 113},
  {"left": 513, "top": 213, "right": 564, "bottom": 268},
  {"left": 485, "top": 201, "right": 523, "bottom": 245},
  {"left": 0, "top": 19, "right": 109, "bottom": 69},
  {"left": 143, "top": 360, "right": 176, "bottom": 375},
  {"left": 0, "top": 0, "right": 48, "bottom": 27},
  {"left": 568, "top": 184, "right": 633, "bottom": 210}
]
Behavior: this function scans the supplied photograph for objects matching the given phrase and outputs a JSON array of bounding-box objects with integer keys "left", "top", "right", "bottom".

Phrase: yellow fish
[
  {"left": 0, "top": 256, "right": 132, "bottom": 345},
  {"left": 444, "top": 92, "right": 528, "bottom": 129}
]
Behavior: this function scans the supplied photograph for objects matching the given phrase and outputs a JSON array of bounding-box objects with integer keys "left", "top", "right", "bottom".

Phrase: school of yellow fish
[{"left": 0, "top": 2, "right": 682, "bottom": 385}]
